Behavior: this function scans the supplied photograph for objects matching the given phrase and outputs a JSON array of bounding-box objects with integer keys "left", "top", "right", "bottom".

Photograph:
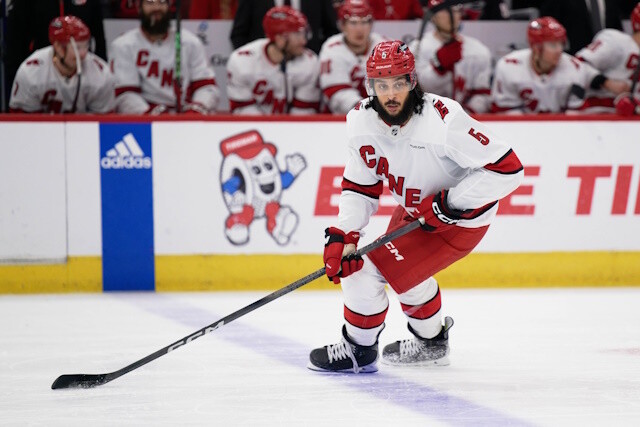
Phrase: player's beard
[
  {"left": 140, "top": 10, "right": 170, "bottom": 35},
  {"left": 373, "top": 91, "right": 419, "bottom": 126}
]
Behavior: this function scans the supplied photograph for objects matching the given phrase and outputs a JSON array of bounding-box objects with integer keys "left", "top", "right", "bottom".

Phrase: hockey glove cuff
[
  {"left": 615, "top": 93, "right": 640, "bottom": 116},
  {"left": 323, "top": 227, "right": 362, "bottom": 284},
  {"left": 414, "top": 190, "right": 463, "bottom": 233}
]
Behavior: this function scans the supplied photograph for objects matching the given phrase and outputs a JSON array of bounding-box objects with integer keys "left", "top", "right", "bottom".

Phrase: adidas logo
[{"left": 100, "top": 133, "right": 152, "bottom": 169}]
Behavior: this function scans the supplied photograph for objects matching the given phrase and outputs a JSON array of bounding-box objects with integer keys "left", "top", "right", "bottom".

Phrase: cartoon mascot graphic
[{"left": 220, "top": 130, "right": 306, "bottom": 245}]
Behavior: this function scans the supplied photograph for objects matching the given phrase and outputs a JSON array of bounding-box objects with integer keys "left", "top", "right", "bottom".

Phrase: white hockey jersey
[
  {"left": 226, "top": 38, "right": 320, "bottom": 115},
  {"left": 109, "top": 27, "right": 219, "bottom": 113},
  {"left": 318, "top": 32, "right": 386, "bottom": 114},
  {"left": 9, "top": 46, "right": 115, "bottom": 114},
  {"left": 576, "top": 29, "right": 640, "bottom": 113},
  {"left": 491, "top": 48, "right": 600, "bottom": 114},
  {"left": 338, "top": 94, "right": 523, "bottom": 233},
  {"left": 410, "top": 32, "right": 492, "bottom": 113}
]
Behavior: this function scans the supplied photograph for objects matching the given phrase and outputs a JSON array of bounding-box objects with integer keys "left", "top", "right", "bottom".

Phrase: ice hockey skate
[
  {"left": 382, "top": 316, "right": 454, "bottom": 366},
  {"left": 308, "top": 325, "right": 380, "bottom": 373}
]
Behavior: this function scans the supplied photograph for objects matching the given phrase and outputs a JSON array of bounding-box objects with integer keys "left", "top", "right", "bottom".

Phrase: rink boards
[{"left": 1, "top": 115, "right": 639, "bottom": 292}]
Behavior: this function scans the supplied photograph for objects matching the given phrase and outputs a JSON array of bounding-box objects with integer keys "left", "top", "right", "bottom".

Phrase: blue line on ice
[{"left": 122, "top": 293, "right": 534, "bottom": 426}]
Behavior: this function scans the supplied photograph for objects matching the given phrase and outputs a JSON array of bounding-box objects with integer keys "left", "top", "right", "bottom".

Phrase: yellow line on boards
[
  {"left": 154, "top": 252, "right": 640, "bottom": 291},
  {"left": 0, "top": 257, "right": 102, "bottom": 293},
  {"left": 1, "top": 252, "right": 639, "bottom": 294}
]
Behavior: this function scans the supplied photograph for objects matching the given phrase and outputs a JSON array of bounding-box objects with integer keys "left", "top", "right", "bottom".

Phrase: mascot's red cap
[{"left": 220, "top": 130, "right": 277, "bottom": 160}]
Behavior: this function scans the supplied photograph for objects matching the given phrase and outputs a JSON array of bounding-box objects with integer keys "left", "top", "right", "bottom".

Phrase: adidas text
[{"left": 101, "top": 156, "right": 152, "bottom": 169}]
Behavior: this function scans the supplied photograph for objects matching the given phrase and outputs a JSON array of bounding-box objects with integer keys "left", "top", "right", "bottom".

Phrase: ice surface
[{"left": 1, "top": 288, "right": 639, "bottom": 426}]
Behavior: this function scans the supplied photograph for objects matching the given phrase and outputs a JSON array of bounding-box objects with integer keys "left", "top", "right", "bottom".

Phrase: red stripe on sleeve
[
  {"left": 344, "top": 305, "right": 388, "bottom": 329},
  {"left": 291, "top": 98, "right": 320, "bottom": 111},
  {"left": 115, "top": 86, "right": 142, "bottom": 96},
  {"left": 484, "top": 149, "right": 523, "bottom": 175},
  {"left": 186, "top": 78, "right": 217, "bottom": 100},
  {"left": 400, "top": 289, "right": 441, "bottom": 320},
  {"left": 229, "top": 99, "right": 257, "bottom": 112},
  {"left": 467, "top": 88, "right": 491, "bottom": 97},
  {"left": 341, "top": 178, "right": 383, "bottom": 199},
  {"left": 322, "top": 84, "right": 353, "bottom": 99},
  {"left": 490, "top": 102, "right": 517, "bottom": 113}
]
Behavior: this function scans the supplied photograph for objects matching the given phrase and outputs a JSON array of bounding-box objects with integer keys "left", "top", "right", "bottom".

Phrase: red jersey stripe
[
  {"left": 484, "top": 149, "right": 524, "bottom": 175},
  {"left": 342, "top": 178, "right": 383, "bottom": 199},
  {"left": 323, "top": 84, "right": 353, "bottom": 99},
  {"left": 115, "top": 86, "right": 142, "bottom": 96},
  {"left": 291, "top": 99, "right": 320, "bottom": 111},
  {"left": 186, "top": 78, "right": 217, "bottom": 100},
  {"left": 229, "top": 99, "right": 257, "bottom": 112}
]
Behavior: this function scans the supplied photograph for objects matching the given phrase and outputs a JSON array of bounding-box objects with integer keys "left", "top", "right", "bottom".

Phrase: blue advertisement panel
[{"left": 99, "top": 123, "right": 155, "bottom": 291}]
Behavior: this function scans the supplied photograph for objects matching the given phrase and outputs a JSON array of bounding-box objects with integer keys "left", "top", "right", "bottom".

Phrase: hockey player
[
  {"left": 318, "top": 0, "right": 386, "bottom": 114},
  {"left": 410, "top": 0, "right": 492, "bottom": 114},
  {"left": 491, "top": 17, "right": 629, "bottom": 114},
  {"left": 576, "top": 3, "right": 640, "bottom": 115},
  {"left": 226, "top": 6, "right": 320, "bottom": 115},
  {"left": 575, "top": 3, "right": 640, "bottom": 113},
  {"left": 109, "top": 0, "right": 219, "bottom": 114},
  {"left": 308, "top": 40, "right": 523, "bottom": 373},
  {"left": 9, "top": 16, "right": 115, "bottom": 114}
]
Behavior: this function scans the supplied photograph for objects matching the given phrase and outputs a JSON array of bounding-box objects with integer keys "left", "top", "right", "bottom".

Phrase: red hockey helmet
[
  {"left": 365, "top": 40, "right": 417, "bottom": 96},
  {"left": 48, "top": 15, "right": 90, "bottom": 45},
  {"left": 427, "top": 0, "right": 462, "bottom": 10},
  {"left": 632, "top": 2, "right": 640, "bottom": 33},
  {"left": 527, "top": 17, "right": 567, "bottom": 46},
  {"left": 262, "top": 6, "right": 309, "bottom": 40},
  {"left": 338, "top": 0, "right": 373, "bottom": 21}
]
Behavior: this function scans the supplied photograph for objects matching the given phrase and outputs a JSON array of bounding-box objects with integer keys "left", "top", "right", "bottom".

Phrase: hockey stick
[
  {"left": 173, "top": 0, "right": 183, "bottom": 113},
  {"left": 69, "top": 37, "right": 82, "bottom": 113},
  {"left": 630, "top": 51, "right": 640, "bottom": 94},
  {"left": 281, "top": 59, "right": 290, "bottom": 114},
  {"left": 51, "top": 216, "right": 426, "bottom": 389}
]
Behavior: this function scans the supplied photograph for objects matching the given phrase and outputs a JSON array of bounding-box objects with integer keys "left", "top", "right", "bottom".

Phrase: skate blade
[
  {"left": 380, "top": 355, "right": 450, "bottom": 367},
  {"left": 306, "top": 361, "right": 379, "bottom": 373}
]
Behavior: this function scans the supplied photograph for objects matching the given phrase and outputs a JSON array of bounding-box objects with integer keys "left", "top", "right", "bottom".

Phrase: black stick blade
[{"left": 51, "top": 374, "right": 110, "bottom": 389}]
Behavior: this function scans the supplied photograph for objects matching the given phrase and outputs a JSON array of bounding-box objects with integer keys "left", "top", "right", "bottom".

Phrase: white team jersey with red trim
[
  {"left": 9, "top": 46, "right": 115, "bottom": 113},
  {"left": 576, "top": 29, "right": 640, "bottom": 112},
  {"left": 337, "top": 94, "right": 523, "bottom": 233},
  {"left": 491, "top": 48, "right": 600, "bottom": 114},
  {"left": 109, "top": 27, "right": 218, "bottom": 113},
  {"left": 226, "top": 38, "right": 320, "bottom": 115},
  {"left": 318, "top": 32, "right": 386, "bottom": 114},
  {"left": 410, "top": 32, "right": 492, "bottom": 113}
]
